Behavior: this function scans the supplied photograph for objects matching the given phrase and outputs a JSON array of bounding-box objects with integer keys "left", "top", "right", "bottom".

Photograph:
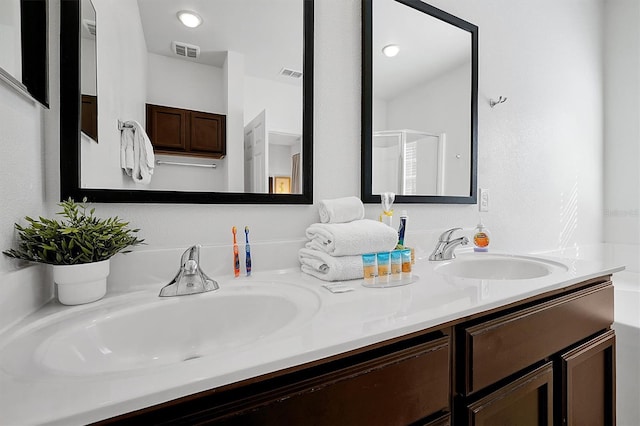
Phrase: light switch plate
[{"left": 479, "top": 188, "right": 489, "bottom": 212}]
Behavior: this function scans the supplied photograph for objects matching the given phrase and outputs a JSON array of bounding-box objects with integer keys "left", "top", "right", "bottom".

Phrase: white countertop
[{"left": 0, "top": 251, "right": 624, "bottom": 425}]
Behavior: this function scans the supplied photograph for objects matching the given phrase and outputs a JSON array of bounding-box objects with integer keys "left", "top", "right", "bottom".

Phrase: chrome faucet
[
  {"left": 429, "top": 228, "right": 469, "bottom": 261},
  {"left": 159, "top": 245, "right": 219, "bottom": 297}
]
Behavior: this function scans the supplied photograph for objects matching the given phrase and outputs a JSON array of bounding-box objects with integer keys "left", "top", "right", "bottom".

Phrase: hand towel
[
  {"left": 120, "top": 128, "right": 135, "bottom": 176},
  {"left": 299, "top": 248, "right": 363, "bottom": 282},
  {"left": 305, "top": 219, "right": 398, "bottom": 256},
  {"left": 318, "top": 196, "right": 365, "bottom": 224},
  {"left": 120, "top": 120, "right": 155, "bottom": 184}
]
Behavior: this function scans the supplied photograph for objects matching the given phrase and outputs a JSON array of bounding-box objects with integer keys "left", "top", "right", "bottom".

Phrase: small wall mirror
[
  {"left": 0, "top": 0, "right": 48, "bottom": 107},
  {"left": 61, "top": 0, "right": 313, "bottom": 204},
  {"left": 361, "top": 0, "right": 477, "bottom": 204}
]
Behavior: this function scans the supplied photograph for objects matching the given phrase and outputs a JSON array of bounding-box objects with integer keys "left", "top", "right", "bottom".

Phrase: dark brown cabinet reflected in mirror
[
  {"left": 60, "top": 0, "right": 313, "bottom": 204},
  {"left": 361, "top": 0, "right": 478, "bottom": 204},
  {"left": 81, "top": 95, "right": 98, "bottom": 141},
  {"left": 146, "top": 104, "right": 226, "bottom": 159}
]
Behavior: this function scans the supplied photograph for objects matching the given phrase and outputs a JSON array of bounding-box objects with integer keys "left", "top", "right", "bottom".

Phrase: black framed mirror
[
  {"left": 0, "top": 0, "right": 48, "bottom": 107},
  {"left": 361, "top": 0, "right": 477, "bottom": 204},
  {"left": 60, "top": 0, "right": 313, "bottom": 204}
]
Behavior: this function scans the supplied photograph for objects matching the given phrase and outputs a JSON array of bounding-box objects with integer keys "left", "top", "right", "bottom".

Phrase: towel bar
[
  {"left": 117, "top": 120, "right": 134, "bottom": 130},
  {"left": 156, "top": 160, "right": 217, "bottom": 169}
]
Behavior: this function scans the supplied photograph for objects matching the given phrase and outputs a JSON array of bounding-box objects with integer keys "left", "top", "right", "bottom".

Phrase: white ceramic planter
[{"left": 52, "top": 260, "right": 110, "bottom": 305}]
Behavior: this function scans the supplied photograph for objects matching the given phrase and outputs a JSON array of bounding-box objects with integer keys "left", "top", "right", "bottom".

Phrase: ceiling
[
  {"left": 373, "top": 0, "right": 471, "bottom": 100},
  {"left": 136, "top": 0, "right": 304, "bottom": 86},
  {"left": 84, "top": 0, "right": 469, "bottom": 97}
]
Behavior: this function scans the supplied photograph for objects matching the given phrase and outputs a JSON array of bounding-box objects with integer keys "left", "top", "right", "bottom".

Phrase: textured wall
[{"left": 1, "top": 0, "right": 607, "bottom": 329}]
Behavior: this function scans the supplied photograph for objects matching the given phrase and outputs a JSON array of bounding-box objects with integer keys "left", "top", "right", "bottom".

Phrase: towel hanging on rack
[{"left": 120, "top": 120, "right": 155, "bottom": 184}]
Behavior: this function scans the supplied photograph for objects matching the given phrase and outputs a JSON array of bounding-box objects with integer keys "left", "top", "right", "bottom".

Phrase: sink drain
[{"left": 182, "top": 354, "right": 203, "bottom": 362}]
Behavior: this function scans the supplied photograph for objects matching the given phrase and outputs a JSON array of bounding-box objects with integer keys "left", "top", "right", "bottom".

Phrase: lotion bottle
[{"left": 473, "top": 221, "right": 490, "bottom": 252}]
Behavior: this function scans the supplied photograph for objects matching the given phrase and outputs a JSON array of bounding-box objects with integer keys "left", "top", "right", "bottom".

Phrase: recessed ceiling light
[
  {"left": 177, "top": 10, "right": 203, "bottom": 28},
  {"left": 382, "top": 44, "right": 400, "bottom": 58}
]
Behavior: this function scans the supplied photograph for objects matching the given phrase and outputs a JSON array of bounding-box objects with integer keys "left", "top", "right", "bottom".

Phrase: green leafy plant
[{"left": 3, "top": 198, "right": 144, "bottom": 265}]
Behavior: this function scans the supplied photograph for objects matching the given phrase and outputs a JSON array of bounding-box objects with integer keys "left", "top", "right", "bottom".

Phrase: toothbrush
[
  {"left": 232, "top": 226, "right": 240, "bottom": 277},
  {"left": 245, "top": 226, "right": 252, "bottom": 276}
]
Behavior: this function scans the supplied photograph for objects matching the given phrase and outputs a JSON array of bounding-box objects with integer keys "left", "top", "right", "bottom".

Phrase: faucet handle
[
  {"left": 439, "top": 227, "right": 462, "bottom": 242},
  {"left": 159, "top": 244, "right": 219, "bottom": 297},
  {"left": 181, "top": 245, "right": 200, "bottom": 274}
]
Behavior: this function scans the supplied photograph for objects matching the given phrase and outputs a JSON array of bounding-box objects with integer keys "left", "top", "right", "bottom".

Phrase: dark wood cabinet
[
  {"left": 560, "top": 329, "right": 616, "bottom": 426},
  {"left": 97, "top": 277, "right": 615, "bottom": 426},
  {"left": 467, "top": 362, "right": 554, "bottom": 426},
  {"left": 146, "top": 104, "right": 226, "bottom": 158},
  {"left": 98, "top": 332, "right": 451, "bottom": 425},
  {"left": 455, "top": 280, "right": 615, "bottom": 426},
  {"left": 81, "top": 94, "right": 98, "bottom": 141}
]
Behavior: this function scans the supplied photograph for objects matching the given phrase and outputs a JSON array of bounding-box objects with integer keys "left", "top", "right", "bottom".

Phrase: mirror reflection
[
  {"left": 80, "top": 0, "right": 97, "bottom": 142},
  {"left": 362, "top": 0, "right": 477, "bottom": 203},
  {"left": 0, "top": 0, "right": 22, "bottom": 80},
  {"left": 80, "top": 0, "right": 305, "bottom": 195},
  {"left": 0, "top": 0, "right": 48, "bottom": 106}
]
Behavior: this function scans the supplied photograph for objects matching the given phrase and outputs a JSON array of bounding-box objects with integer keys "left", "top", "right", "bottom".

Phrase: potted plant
[{"left": 3, "top": 198, "right": 144, "bottom": 305}]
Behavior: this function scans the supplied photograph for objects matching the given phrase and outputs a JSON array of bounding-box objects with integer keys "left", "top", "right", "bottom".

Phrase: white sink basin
[
  {"left": 0, "top": 281, "right": 320, "bottom": 376},
  {"left": 434, "top": 253, "right": 568, "bottom": 280}
]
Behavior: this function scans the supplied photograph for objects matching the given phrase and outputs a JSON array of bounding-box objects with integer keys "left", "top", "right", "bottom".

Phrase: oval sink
[
  {"left": 434, "top": 253, "right": 568, "bottom": 280},
  {"left": 0, "top": 281, "right": 320, "bottom": 376}
]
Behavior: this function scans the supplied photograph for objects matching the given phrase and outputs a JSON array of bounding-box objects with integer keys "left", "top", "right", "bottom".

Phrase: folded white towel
[
  {"left": 120, "top": 120, "right": 155, "bottom": 184},
  {"left": 299, "top": 248, "right": 363, "bottom": 282},
  {"left": 305, "top": 219, "right": 398, "bottom": 256},
  {"left": 318, "top": 196, "right": 365, "bottom": 223}
]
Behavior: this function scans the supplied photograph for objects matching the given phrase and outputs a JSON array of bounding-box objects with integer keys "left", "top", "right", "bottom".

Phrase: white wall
[
  {"left": 1, "top": 0, "right": 612, "bottom": 329},
  {"left": 146, "top": 53, "right": 225, "bottom": 114},
  {"left": 80, "top": 0, "right": 148, "bottom": 189},
  {"left": 604, "top": 0, "right": 640, "bottom": 245},
  {"left": 80, "top": 36, "right": 96, "bottom": 96},
  {"left": 386, "top": 63, "right": 471, "bottom": 195},
  {"left": 244, "top": 76, "right": 302, "bottom": 134}
]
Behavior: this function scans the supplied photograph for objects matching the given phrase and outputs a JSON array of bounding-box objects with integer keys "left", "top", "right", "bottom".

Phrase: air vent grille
[
  {"left": 171, "top": 41, "right": 200, "bottom": 59},
  {"left": 280, "top": 67, "right": 303, "bottom": 79}
]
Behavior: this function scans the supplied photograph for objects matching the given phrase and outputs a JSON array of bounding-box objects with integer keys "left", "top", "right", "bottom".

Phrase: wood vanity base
[{"left": 96, "top": 276, "right": 615, "bottom": 426}]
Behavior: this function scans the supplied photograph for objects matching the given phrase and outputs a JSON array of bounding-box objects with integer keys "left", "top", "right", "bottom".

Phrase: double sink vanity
[{"left": 0, "top": 249, "right": 622, "bottom": 425}]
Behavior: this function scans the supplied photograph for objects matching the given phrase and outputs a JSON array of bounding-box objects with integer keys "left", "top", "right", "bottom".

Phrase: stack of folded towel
[{"left": 299, "top": 197, "right": 398, "bottom": 282}]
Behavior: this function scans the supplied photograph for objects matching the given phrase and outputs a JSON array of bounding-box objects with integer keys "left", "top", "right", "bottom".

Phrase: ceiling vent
[
  {"left": 83, "top": 19, "right": 96, "bottom": 37},
  {"left": 171, "top": 41, "right": 200, "bottom": 59},
  {"left": 279, "top": 67, "right": 303, "bottom": 79}
]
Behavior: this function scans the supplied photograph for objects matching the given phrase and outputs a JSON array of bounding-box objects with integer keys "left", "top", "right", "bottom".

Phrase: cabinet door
[
  {"left": 146, "top": 104, "right": 188, "bottom": 151},
  {"left": 561, "top": 329, "right": 616, "bottom": 426},
  {"left": 190, "top": 111, "right": 225, "bottom": 156},
  {"left": 467, "top": 362, "right": 553, "bottom": 426},
  {"left": 81, "top": 94, "right": 98, "bottom": 141},
  {"left": 462, "top": 281, "right": 613, "bottom": 394},
  {"left": 424, "top": 413, "right": 450, "bottom": 426}
]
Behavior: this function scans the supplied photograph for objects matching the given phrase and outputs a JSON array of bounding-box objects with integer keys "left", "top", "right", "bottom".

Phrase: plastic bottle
[{"left": 473, "top": 222, "right": 490, "bottom": 252}]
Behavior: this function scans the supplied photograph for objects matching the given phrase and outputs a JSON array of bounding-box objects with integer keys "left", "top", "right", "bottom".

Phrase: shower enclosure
[{"left": 372, "top": 129, "right": 445, "bottom": 196}]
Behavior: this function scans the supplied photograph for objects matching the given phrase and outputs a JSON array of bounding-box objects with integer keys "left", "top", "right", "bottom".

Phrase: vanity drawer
[
  {"left": 104, "top": 334, "right": 451, "bottom": 425},
  {"left": 462, "top": 281, "right": 613, "bottom": 394},
  {"left": 214, "top": 336, "right": 451, "bottom": 426}
]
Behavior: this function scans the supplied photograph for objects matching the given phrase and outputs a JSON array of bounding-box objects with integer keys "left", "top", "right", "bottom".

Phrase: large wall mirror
[
  {"left": 361, "top": 0, "right": 477, "bottom": 204},
  {"left": 0, "top": 0, "right": 48, "bottom": 107},
  {"left": 61, "top": 0, "right": 313, "bottom": 204}
]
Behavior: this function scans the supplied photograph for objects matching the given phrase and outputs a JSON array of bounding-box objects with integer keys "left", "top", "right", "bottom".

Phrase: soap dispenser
[{"left": 473, "top": 221, "right": 490, "bottom": 252}]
